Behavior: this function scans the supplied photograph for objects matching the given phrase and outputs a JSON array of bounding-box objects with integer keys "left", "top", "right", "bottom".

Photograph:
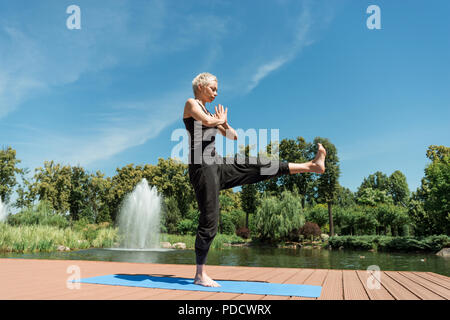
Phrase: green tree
[
  {"left": 353, "top": 208, "right": 378, "bottom": 235},
  {"left": 356, "top": 188, "right": 394, "bottom": 206},
  {"left": 304, "top": 204, "right": 329, "bottom": 228},
  {"left": 239, "top": 145, "right": 259, "bottom": 228},
  {"left": 0, "top": 146, "right": 24, "bottom": 203},
  {"left": 87, "top": 171, "right": 112, "bottom": 223},
  {"left": 108, "top": 164, "right": 144, "bottom": 222},
  {"left": 415, "top": 145, "right": 450, "bottom": 234},
  {"left": 358, "top": 171, "right": 390, "bottom": 193},
  {"left": 256, "top": 137, "right": 315, "bottom": 206},
  {"left": 33, "top": 161, "right": 72, "bottom": 215},
  {"left": 162, "top": 196, "right": 182, "bottom": 234},
  {"left": 278, "top": 137, "right": 313, "bottom": 207},
  {"left": 388, "top": 170, "right": 410, "bottom": 207},
  {"left": 335, "top": 184, "right": 356, "bottom": 207},
  {"left": 144, "top": 158, "right": 195, "bottom": 217},
  {"left": 241, "top": 184, "right": 257, "bottom": 228},
  {"left": 69, "top": 166, "right": 90, "bottom": 221},
  {"left": 408, "top": 194, "right": 431, "bottom": 236},
  {"left": 372, "top": 204, "right": 408, "bottom": 235}
]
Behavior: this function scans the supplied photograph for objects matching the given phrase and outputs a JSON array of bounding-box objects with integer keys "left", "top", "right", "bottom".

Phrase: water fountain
[
  {"left": 0, "top": 198, "right": 8, "bottom": 223},
  {"left": 112, "top": 178, "right": 169, "bottom": 251}
]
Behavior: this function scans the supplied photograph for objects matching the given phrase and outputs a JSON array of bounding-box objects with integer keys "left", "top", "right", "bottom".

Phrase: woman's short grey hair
[{"left": 192, "top": 72, "right": 217, "bottom": 95}]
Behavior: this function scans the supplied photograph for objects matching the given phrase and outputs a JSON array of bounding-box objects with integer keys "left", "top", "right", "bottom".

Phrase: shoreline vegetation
[
  {"left": 1, "top": 222, "right": 448, "bottom": 254},
  {"left": 0, "top": 144, "right": 448, "bottom": 255}
]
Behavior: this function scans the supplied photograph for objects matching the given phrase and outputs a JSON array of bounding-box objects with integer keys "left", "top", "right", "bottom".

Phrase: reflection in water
[{"left": 2, "top": 247, "right": 449, "bottom": 277}]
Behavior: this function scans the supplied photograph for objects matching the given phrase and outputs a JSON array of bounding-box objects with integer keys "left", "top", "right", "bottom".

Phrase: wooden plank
[
  {"left": 318, "top": 269, "right": 343, "bottom": 300},
  {"left": 172, "top": 290, "right": 222, "bottom": 300},
  {"left": 136, "top": 289, "right": 194, "bottom": 300},
  {"left": 246, "top": 267, "right": 284, "bottom": 282},
  {"left": 375, "top": 271, "right": 419, "bottom": 300},
  {"left": 261, "top": 294, "right": 290, "bottom": 300},
  {"left": 282, "top": 268, "right": 315, "bottom": 285},
  {"left": 426, "top": 272, "right": 450, "bottom": 281},
  {"left": 49, "top": 285, "right": 155, "bottom": 300},
  {"left": 355, "top": 270, "right": 394, "bottom": 300},
  {"left": 343, "top": 270, "right": 369, "bottom": 300},
  {"left": 398, "top": 271, "right": 450, "bottom": 299},
  {"left": 232, "top": 293, "right": 265, "bottom": 300},
  {"left": 233, "top": 267, "right": 301, "bottom": 300},
  {"left": 265, "top": 268, "right": 301, "bottom": 283},
  {"left": 207, "top": 267, "right": 286, "bottom": 300},
  {"left": 384, "top": 271, "right": 444, "bottom": 300},
  {"left": 2, "top": 259, "right": 449, "bottom": 300},
  {"left": 203, "top": 292, "right": 243, "bottom": 300},
  {"left": 3, "top": 279, "right": 68, "bottom": 299},
  {"left": 412, "top": 272, "right": 450, "bottom": 289},
  {"left": 291, "top": 269, "right": 329, "bottom": 300}
]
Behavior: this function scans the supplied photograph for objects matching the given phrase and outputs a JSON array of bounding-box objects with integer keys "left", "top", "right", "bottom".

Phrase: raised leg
[{"left": 288, "top": 143, "right": 327, "bottom": 174}]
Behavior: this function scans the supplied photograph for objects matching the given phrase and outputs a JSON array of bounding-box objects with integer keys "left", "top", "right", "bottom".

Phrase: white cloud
[
  {"left": 14, "top": 88, "right": 189, "bottom": 170},
  {"left": 245, "top": 4, "right": 313, "bottom": 93},
  {"left": 0, "top": 0, "right": 229, "bottom": 168},
  {"left": 1, "top": 0, "right": 333, "bottom": 172}
]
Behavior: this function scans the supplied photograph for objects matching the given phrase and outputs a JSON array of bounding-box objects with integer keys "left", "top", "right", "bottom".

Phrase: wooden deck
[{"left": 0, "top": 258, "right": 449, "bottom": 300}]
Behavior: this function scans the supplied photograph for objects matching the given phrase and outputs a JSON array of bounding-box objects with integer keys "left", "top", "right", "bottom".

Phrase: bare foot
[
  {"left": 194, "top": 273, "right": 221, "bottom": 287},
  {"left": 311, "top": 143, "right": 326, "bottom": 174}
]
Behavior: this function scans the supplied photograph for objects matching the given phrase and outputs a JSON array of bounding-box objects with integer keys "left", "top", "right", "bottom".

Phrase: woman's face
[{"left": 198, "top": 81, "right": 218, "bottom": 103}]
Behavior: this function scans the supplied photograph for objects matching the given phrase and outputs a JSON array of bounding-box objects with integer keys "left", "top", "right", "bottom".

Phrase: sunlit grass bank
[{"left": 0, "top": 223, "right": 118, "bottom": 253}]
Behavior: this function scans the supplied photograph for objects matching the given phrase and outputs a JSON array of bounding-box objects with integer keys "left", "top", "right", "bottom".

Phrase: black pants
[{"left": 188, "top": 155, "right": 290, "bottom": 265}]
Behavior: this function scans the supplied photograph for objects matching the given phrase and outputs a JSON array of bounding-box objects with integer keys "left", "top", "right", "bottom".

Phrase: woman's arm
[
  {"left": 217, "top": 121, "right": 238, "bottom": 140},
  {"left": 184, "top": 99, "right": 225, "bottom": 127},
  {"left": 213, "top": 104, "right": 237, "bottom": 140}
]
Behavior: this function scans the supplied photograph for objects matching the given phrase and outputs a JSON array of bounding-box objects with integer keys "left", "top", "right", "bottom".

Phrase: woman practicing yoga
[{"left": 183, "top": 72, "right": 327, "bottom": 287}]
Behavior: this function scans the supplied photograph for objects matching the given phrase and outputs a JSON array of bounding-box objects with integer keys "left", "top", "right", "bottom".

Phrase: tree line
[{"left": 0, "top": 140, "right": 448, "bottom": 238}]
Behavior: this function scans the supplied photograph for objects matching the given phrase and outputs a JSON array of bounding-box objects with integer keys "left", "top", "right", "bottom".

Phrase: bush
[
  {"left": 219, "top": 213, "right": 236, "bottom": 235},
  {"left": 177, "top": 219, "right": 196, "bottom": 235},
  {"left": 72, "top": 217, "right": 109, "bottom": 242},
  {"left": 304, "top": 205, "right": 329, "bottom": 228},
  {"left": 299, "top": 222, "right": 321, "bottom": 240},
  {"left": 229, "top": 209, "right": 246, "bottom": 229},
  {"left": 7, "top": 201, "right": 69, "bottom": 229},
  {"left": 328, "top": 235, "right": 450, "bottom": 252},
  {"left": 422, "top": 235, "right": 450, "bottom": 251},
  {"left": 236, "top": 227, "right": 250, "bottom": 239},
  {"left": 321, "top": 233, "right": 330, "bottom": 241},
  {"left": 211, "top": 233, "right": 246, "bottom": 249}
]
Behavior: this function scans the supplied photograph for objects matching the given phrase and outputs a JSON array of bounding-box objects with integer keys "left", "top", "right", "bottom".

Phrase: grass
[
  {"left": 160, "top": 233, "right": 248, "bottom": 250},
  {"left": 0, "top": 222, "right": 247, "bottom": 253},
  {"left": 0, "top": 222, "right": 119, "bottom": 253}
]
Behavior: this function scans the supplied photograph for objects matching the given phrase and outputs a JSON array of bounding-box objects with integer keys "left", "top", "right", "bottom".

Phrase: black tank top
[{"left": 183, "top": 100, "right": 219, "bottom": 166}]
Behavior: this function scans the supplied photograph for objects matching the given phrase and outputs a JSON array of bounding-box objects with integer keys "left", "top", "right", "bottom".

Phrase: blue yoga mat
[{"left": 75, "top": 274, "right": 322, "bottom": 298}]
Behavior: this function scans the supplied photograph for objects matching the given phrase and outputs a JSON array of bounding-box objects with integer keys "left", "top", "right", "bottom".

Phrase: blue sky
[{"left": 1, "top": 0, "right": 449, "bottom": 200}]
